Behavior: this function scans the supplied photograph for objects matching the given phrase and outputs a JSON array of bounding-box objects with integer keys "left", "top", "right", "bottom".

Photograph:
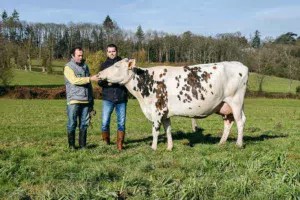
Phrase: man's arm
[
  {"left": 64, "top": 66, "right": 90, "bottom": 85},
  {"left": 64, "top": 66, "right": 99, "bottom": 85}
]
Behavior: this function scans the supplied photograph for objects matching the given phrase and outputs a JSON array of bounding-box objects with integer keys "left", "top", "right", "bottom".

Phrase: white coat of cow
[{"left": 97, "top": 58, "right": 248, "bottom": 150}]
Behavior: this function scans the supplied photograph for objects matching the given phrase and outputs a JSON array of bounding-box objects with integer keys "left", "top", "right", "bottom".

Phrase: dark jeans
[
  {"left": 101, "top": 100, "right": 127, "bottom": 132},
  {"left": 67, "top": 104, "right": 90, "bottom": 133}
]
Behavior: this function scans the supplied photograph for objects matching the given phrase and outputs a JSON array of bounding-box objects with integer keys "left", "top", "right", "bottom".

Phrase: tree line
[{"left": 1, "top": 9, "right": 300, "bottom": 92}]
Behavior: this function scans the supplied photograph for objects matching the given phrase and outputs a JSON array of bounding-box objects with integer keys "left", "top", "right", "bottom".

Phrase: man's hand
[
  {"left": 89, "top": 108, "right": 96, "bottom": 116},
  {"left": 89, "top": 75, "right": 101, "bottom": 82}
]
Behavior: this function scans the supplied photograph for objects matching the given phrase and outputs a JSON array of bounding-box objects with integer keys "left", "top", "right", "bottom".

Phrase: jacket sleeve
[
  {"left": 64, "top": 66, "right": 90, "bottom": 85},
  {"left": 98, "top": 63, "right": 109, "bottom": 87},
  {"left": 88, "top": 83, "right": 94, "bottom": 108}
]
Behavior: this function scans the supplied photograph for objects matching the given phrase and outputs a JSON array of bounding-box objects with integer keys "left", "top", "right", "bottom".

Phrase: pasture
[{"left": 0, "top": 99, "right": 299, "bottom": 199}]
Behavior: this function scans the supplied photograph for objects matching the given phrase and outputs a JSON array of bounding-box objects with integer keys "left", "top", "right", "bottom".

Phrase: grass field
[
  {"left": 9, "top": 70, "right": 65, "bottom": 86},
  {"left": 247, "top": 73, "right": 300, "bottom": 94},
  {"left": 0, "top": 99, "right": 299, "bottom": 199}
]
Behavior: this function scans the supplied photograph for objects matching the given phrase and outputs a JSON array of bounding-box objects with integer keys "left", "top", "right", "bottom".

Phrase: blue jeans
[
  {"left": 101, "top": 100, "right": 127, "bottom": 132},
  {"left": 67, "top": 104, "right": 90, "bottom": 133}
]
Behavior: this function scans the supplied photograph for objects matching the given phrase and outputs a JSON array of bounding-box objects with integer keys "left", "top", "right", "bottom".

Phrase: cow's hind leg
[
  {"left": 151, "top": 120, "right": 161, "bottom": 150},
  {"left": 219, "top": 114, "right": 234, "bottom": 144},
  {"left": 226, "top": 100, "right": 246, "bottom": 147},
  {"left": 192, "top": 119, "right": 198, "bottom": 132},
  {"left": 163, "top": 118, "right": 173, "bottom": 151},
  {"left": 236, "top": 109, "right": 246, "bottom": 147}
]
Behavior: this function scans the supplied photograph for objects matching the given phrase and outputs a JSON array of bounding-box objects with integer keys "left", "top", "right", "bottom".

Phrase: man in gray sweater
[{"left": 64, "top": 47, "right": 100, "bottom": 149}]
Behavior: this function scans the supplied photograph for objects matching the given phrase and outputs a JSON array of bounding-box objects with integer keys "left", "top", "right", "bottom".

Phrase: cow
[{"left": 97, "top": 58, "right": 248, "bottom": 150}]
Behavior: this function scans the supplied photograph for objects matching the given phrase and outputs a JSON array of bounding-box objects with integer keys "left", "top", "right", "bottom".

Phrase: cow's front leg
[
  {"left": 162, "top": 118, "right": 173, "bottom": 151},
  {"left": 151, "top": 120, "right": 161, "bottom": 150}
]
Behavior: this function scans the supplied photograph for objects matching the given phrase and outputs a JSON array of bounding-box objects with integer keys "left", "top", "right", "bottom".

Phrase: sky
[{"left": 1, "top": 0, "right": 300, "bottom": 40}]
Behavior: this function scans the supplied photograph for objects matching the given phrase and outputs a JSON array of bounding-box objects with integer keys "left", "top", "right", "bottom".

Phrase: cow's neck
[
  {"left": 124, "top": 71, "right": 145, "bottom": 100},
  {"left": 124, "top": 70, "right": 154, "bottom": 120}
]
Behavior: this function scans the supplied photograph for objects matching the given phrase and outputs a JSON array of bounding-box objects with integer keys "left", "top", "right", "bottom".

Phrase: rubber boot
[{"left": 79, "top": 130, "right": 87, "bottom": 149}]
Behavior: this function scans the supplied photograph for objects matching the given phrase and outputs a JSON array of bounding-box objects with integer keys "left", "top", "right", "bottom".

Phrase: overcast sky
[{"left": 2, "top": 0, "right": 300, "bottom": 39}]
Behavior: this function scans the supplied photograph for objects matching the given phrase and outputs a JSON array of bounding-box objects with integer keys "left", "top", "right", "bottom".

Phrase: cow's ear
[{"left": 128, "top": 59, "right": 136, "bottom": 70}]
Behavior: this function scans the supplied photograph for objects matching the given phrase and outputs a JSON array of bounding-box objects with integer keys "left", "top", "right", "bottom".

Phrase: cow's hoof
[
  {"left": 236, "top": 142, "right": 244, "bottom": 148},
  {"left": 151, "top": 145, "right": 157, "bottom": 151},
  {"left": 166, "top": 147, "right": 173, "bottom": 151},
  {"left": 192, "top": 127, "right": 197, "bottom": 133}
]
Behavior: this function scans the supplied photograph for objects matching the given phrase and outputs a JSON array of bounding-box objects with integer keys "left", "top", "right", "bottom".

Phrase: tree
[
  {"left": 103, "top": 15, "right": 117, "bottom": 44},
  {"left": 275, "top": 32, "right": 297, "bottom": 45},
  {"left": 85, "top": 51, "right": 106, "bottom": 87},
  {"left": 103, "top": 15, "right": 114, "bottom": 30},
  {"left": 11, "top": 9, "right": 19, "bottom": 21},
  {"left": 251, "top": 30, "right": 261, "bottom": 48},
  {"left": 282, "top": 45, "right": 299, "bottom": 92},
  {"left": 1, "top": 10, "right": 8, "bottom": 21},
  {"left": 256, "top": 47, "right": 277, "bottom": 92},
  {"left": 7, "top": 9, "right": 20, "bottom": 42},
  {"left": 0, "top": 37, "right": 13, "bottom": 85},
  {"left": 135, "top": 25, "right": 144, "bottom": 50},
  {"left": 1, "top": 10, "right": 8, "bottom": 39}
]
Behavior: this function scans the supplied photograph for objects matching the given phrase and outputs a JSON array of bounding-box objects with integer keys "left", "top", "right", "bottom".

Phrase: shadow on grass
[
  {"left": 126, "top": 128, "right": 288, "bottom": 148},
  {"left": 86, "top": 144, "right": 99, "bottom": 149}
]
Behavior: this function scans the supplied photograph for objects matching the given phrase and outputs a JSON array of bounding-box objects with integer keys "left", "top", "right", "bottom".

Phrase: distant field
[
  {"left": 248, "top": 73, "right": 300, "bottom": 93},
  {"left": 0, "top": 99, "right": 299, "bottom": 199},
  {"left": 8, "top": 64, "right": 300, "bottom": 94},
  {"left": 9, "top": 70, "right": 65, "bottom": 86},
  {"left": 30, "top": 60, "right": 67, "bottom": 75}
]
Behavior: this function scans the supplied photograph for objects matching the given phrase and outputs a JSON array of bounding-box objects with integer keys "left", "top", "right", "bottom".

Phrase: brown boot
[
  {"left": 117, "top": 131, "right": 125, "bottom": 150},
  {"left": 102, "top": 132, "right": 110, "bottom": 145}
]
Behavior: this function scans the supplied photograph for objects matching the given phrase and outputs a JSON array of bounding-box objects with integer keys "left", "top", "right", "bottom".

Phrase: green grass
[
  {"left": 248, "top": 73, "right": 300, "bottom": 93},
  {"left": 9, "top": 69, "right": 65, "bottom": 86},
  {"left": 0, "top": 99, "right": 299, "bottom": 199}
]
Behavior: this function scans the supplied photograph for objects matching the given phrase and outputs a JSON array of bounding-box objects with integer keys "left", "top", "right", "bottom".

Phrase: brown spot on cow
[
  {"left": 155, "top": 81, "right": 168, "bottom": 111},
  {"left": 179, "top": 65, "right": 208, "bottom": 101},
  {"left": 209, "top": 84, "right": 212, "bottom": 88},
  {"left": 186, "top": 86, "right": 190, "bottom": 92},
  {"left": 133, "top": 68, "right": 155, "bottom": 98},
  {"left": 213, "top": 66, "right": 217, "bottom": 69},
  {"left": 201, "top": 94, "right": 205, "bottom": 100},
  {"left": 164, "top": 69, "right": 167, "bottom": 72},
  {"left": 201, "top": 71, "right": 211, "bottom": 83}
]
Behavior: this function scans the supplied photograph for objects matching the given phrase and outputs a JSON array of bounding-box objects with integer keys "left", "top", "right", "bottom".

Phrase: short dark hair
[
  {"left": 107, "top": 44, "right": 118, "bottom": 52},
  {"left": 70, "top": 47, "right": 83, "bottom": 56}
]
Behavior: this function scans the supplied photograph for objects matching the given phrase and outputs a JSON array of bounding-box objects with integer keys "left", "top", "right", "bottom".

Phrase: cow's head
[{"left": 97, "top": 58, "right": 136, "bottom": 84}]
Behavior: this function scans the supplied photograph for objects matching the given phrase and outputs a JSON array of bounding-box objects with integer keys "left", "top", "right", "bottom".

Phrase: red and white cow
[{"left": 97, "top": 59, "right": 248, "bottom": 150}]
